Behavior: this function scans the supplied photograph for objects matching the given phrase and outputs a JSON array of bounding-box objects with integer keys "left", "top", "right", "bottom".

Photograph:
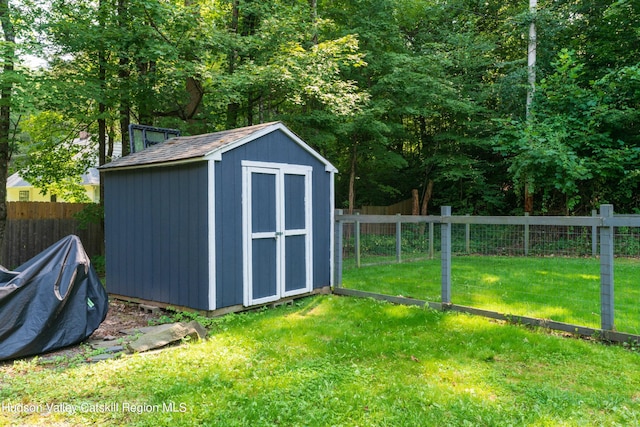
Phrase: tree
[
  {"left": 497, "top": 50, "right": 639, "bottom": 214},
  {"left": 495, "top": 0, "right": 640, "bottom": 213},
  {"left": 18, "top": 111, "right": 93, "bottom": 202},
  {"left": 0, "top": 0, "right": 15, "bottom": 246},
  {"left": 320, "top": 0, "right": 523, "bottom": 213},
  {"left": 17, "top": 0, "right": 640, "bottom": 215}
]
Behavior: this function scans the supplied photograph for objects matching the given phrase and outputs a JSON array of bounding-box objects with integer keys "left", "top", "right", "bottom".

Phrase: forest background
[{"left": 0, "top": 0, "right": 638, "bottom": 244}]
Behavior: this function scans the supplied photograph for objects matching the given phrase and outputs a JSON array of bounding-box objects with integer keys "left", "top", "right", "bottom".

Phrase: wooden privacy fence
[
  {"left": 360, "top": 199, "right": 414, "bottom": 235},
  {"left": 361, "top": 198, "right": 414, "bottom": 215},
  {"left": 334, "top": 205, "right": 640, "bottom": 343},
  {"left": 0, "top": 202, "right": 103, "bottom": 268}
]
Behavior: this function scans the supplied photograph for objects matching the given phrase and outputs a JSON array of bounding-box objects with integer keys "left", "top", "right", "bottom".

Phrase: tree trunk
[
  {"left": 0, "top": 0, "right": 14, "bottom": 251},
  {"left": 107, "top": 124, "right": 115, "bottom": 160},
  {"left": 98, "top": 55, "right": 106, "bottom": 207},
  {"left": 182, "top": 0, "right": 203, "bottom": 121},
  {"left": 226, "top": 0, "right": 240, "bottom": 129},
  {"left": 98, "top": 64, "right": 107, "bottom": 240},
  {"left": 118, "top": 0, "right": 131, "bottom": 156},
  {"left": 309, "top": 0, "right": 318, "bottom": 45},
  {"left": 184, "top": 76, "right": 204, "bottom": 120},
  {"left": 98, "top": 0, "right": 107, "bottom": 168},
  {"left": 420, "top": 180, "right": 434, "bottom": 216},
  {"left": 247, "top": 89, "right": 253, "bottom": 126},
  {"left": 119, "top": 63, "right": 131, "bottom": 156},
  {"left": 137, "top": 60, "right": 156, "bottom": 125},
  {"left": 412, "top": 189, "right": 419, "bottom": 215},
  {"left": 524, "top": 182, "right": 534, "bottom": 213}
]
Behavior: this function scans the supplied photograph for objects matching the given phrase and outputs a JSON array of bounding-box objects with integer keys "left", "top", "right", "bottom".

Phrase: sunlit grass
[
  {"left": 1, "top": 295, "right": 640, "bottom": 426},
  {"left": 342, "top": 255, "right": 640, "bottom": 333}
]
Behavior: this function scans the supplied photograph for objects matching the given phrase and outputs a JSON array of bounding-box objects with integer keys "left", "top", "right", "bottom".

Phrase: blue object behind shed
[{"left": 99, "top": 122, "right": 337, "bottom": 311}]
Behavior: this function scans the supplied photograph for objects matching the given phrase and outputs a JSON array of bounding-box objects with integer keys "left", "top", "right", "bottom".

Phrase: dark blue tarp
[{"left": 0, "top": 235, "right": 109, "bottom": 361}]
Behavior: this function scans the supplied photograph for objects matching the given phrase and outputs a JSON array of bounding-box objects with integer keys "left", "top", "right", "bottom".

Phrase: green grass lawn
[
  {"left": 342, "top": 256, "right": 640, "bottom": 333},
  {"left": 1, "top": 295, "right": 640, "bottom": 426}
]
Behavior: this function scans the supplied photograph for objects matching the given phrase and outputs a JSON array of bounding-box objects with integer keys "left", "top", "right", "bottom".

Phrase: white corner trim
[
  {"left": 329, "top": 170, "right": 336, "bottom": 287},
  {"left": 242, "top": 164, "right": 251, "bottom": 307},
  {"left": 208, "top": 160, "right": 217, "bottom": 311}
]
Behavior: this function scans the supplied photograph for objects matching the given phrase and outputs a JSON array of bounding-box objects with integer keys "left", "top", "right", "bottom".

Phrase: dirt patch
[{"left": 91, "top": 299, "right": 165, "bottom": 340}]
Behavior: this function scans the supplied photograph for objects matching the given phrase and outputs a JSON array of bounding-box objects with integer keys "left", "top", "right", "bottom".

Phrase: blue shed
[{"left": 99, "top": 122, "right": 337, "bottom": 312}]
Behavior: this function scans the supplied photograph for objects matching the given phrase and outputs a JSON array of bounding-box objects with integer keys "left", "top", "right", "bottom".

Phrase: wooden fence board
[
  {"left": 361, "top": 198, "right": 414, "bottom": 215},
  {"left": 1, "top": 202, "right": 104, "bottom": 268}
]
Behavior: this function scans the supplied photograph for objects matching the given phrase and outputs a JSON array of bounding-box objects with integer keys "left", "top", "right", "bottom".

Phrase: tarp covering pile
[{"left": 0, "top": 235, "right": 109, "bottom": 361}]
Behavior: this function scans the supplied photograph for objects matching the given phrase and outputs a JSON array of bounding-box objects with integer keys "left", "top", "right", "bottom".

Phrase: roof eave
[{"left": 99, "top": 155, "right": 205, "bottom": 172}]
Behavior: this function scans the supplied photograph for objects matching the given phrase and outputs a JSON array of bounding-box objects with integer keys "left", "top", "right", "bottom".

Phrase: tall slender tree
[{"left": 0, "top": 0, "right": 14, "bottom": 247}]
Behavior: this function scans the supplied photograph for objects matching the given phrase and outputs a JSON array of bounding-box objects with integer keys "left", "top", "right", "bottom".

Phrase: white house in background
[{"left": 6, "top": 167, "right": 101, "bottom": 202}]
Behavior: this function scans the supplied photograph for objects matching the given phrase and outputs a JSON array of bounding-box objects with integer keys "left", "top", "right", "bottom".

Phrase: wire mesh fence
[
  {"left": 341, "top": 221, "right": 440, "bottom": 269},
  {"left": 336, "top": 210, "right": 640, "bottom": 337},
  {"left": 450, "top": 223, "right": 603, "bottom": 330},
  {"left": 613, "top": 224, "right": 640, "bottom": 334},
  {"left": 615, "top": 225, "right": 640, "bottom": 257}
]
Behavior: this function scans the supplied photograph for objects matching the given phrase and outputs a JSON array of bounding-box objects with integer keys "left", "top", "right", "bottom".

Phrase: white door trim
[
  {"left": 242, "top": 161, "right": 313, "bottom": 306},
  {"left": 242, "top": 165, "right": 281, "bottom": 307},
  {"left": 281, "top": 167, "right": 313, "bottom": 298}
]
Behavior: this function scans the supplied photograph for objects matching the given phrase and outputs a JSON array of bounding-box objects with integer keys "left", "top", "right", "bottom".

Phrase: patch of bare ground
[{"left": 90, "top": 299, "right": 163, "bottom": 340}]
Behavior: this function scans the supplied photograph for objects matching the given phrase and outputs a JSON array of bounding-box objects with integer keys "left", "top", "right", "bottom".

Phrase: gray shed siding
[
  {"left": 214, "top": 130, "right": 332, "bottom": 308},
  {"left": 104, "top": 163, "right": 210, "bottom": 310}
]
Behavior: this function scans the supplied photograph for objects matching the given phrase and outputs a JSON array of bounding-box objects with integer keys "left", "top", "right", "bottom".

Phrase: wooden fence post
[
  {"left": 396, "top": 214, "right": 402, "bottom": 263},
  {"left": 441, "top": 206, "right": 452, "bottom": 305},
  {"left": 429, "top": 221, "right": 434, "bottom": 260},
  {"left": 334, "top": 209, "right": 343, "bottom": 288},
  {"left": 355, "top": 213, "right": 361, "bottom": 268},
  {"left": 599, "top": 204, "right": 615, "bottom": 331},
  {"left": 465, "top": 214, "right": 471, "bottom": 253},
  {"left": 592, "top": 209, "right": 598, "bottom": 257},
  {"left": 524, "top": 212, "right": 530, "bottom": 256}
]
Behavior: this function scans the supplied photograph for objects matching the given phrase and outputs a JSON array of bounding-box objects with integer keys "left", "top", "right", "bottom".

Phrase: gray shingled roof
[
  {"left": 99, "top": 122, "right": 279, "bottom": 170},
  {"left": 8, "top": 167, "right": 101, "bottom": 188}
]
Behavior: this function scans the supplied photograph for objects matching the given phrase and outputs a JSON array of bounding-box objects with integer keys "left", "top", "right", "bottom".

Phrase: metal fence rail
[{"left": 334, "top": 205, "right": 640, "bottom": 342}]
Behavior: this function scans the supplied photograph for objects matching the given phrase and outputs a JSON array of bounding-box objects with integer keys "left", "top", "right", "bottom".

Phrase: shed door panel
[
  {"left": 252, "top": 172, "right": 277, "bottom": 233},
  {"left": 284, "top": 234, "right": 306, "bottom": 293},
  {"left": 251, "top": 238, "right": 278, "bottom": 299},
  {"left": 282, "top": 173, "right": 311, "bottom": 296},
  {"left": 284, "top": 174, "right": 306, "bottom": 230},
  {"left": 250, "top": 172, "right": 279, "bottom": 301},
  {"left": 243, "top": 163, "right": 312, "bottom": 306}
]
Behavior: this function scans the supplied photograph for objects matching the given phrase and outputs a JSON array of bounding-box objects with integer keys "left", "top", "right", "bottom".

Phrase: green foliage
[
  {"left": 73, "top": 203, "right": 104, "bottom": 229},
  {"left": 9, "top": 0, "right": 640, "bottom": 215},
  {"left": 156, "top": 307, "right": 231, "bottom": 331},
  {"left": 496, "top": 49, "right": 640, "bottom": 213},
  {"left": 91, "top": 254, "right": 105, "bottom": 277},
  {"left": 17, "top": 111, "right": 93, "bottom": 201}
]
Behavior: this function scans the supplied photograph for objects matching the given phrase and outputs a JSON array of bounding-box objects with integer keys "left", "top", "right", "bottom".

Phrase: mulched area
[{"left": 91, "top": 299, "right": 163, "bottom": 340}]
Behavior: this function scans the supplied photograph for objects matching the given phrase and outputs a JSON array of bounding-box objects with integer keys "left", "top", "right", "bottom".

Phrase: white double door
[{"left": 242, "top": 161, "right": 313, "bottom": 306}]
